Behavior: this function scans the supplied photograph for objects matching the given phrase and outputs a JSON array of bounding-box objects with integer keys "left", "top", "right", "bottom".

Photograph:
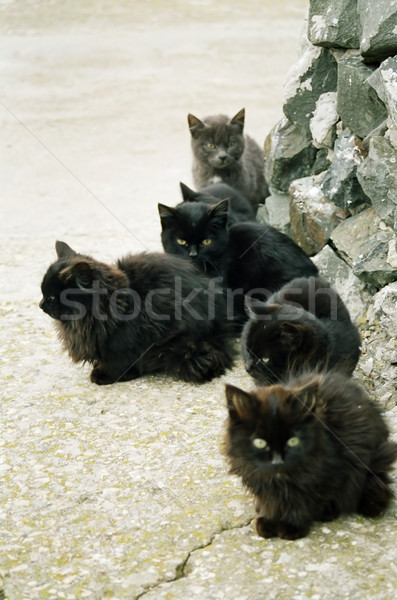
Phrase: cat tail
[
  {"left": 143, "top": 331, "right": 236, "bottom": 383},
  {"left": 358, "top": 440, "right": 397, "bottom": 517}
]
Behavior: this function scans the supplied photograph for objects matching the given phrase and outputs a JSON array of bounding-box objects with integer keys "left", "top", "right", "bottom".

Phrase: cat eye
[
  {"left": 201, "top": 239, "right": 212, "bottom": 246},
  {"left": 252, "top": 438, "right": 268, "bottom": 449},
  {"left": 206, "top": 142, "right": 216, "bottom": 150},
  {"left": 177, "top": 239, "right": 188, "bottom": 246},
  {"left": 286, "top": 436, "right": 300, "bottom": 448},
  {"left": 228, "top": 141, "right": 236, "bottom": 147},
  {"left": 260, "top": 357, "right": 270, "bottom": 364}
]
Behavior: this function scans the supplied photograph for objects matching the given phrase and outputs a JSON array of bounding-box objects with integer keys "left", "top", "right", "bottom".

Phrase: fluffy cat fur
[
  {"left": 224, "top": 372, "right": 397, "bottom": 540},
  {"left": 40, "top": 241, "right": 236, "bottom": 385},
  {"left": 188, "top": 108, "right": 268, "bottom": 210},
  {"left": 159, "top": 211, "right": 318, "bottom": 323},
  {"left": 242, "top": 276, "right": 361, "bottom": 384}
]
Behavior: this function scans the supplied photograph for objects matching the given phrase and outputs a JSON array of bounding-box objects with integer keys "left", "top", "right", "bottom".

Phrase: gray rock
[
  {"left": 358, "top": 0, "right": 397, "bottom": 60},
  {"left": 311, "top": 147, "right": 332, "bottom": 175},
  {"left": 308, "top": 0, "right": 360, "bottom": 49},
  {"left": 309, "top": 91, "right": 339, "bottom": 149},
  {"left": 256, "top": 191, "right": 290, "bottom": 236},
  {"left": 283, "top": 38, "right": 338, "bottom": 131},
  {"left": 367, "top": 56, "right": 397, "bottom": 149},
  {"left": 337, "top": 57, "right": 388, "bottom": 139},
  {"left": 289, "top": 174, "right": 347, "bottom": 255},
  {"left": 321, "top": 130, "right": 371, "bottom": 211},
  {"left": 357, "top": 136, "right": 397, "bottom": 228},
  {"left": 367, "top": 282, "right": 397, "bottom": 338},
  {"left": 330, "top": 207, "right": 397, "bottom": 288},
  {"left": 356, "top": 282, "right": 397, "bottom": 408},
  {"left": 264, "top": 117, "right": 317, "bottom": 192},
  {"left": 368, "top": 57, "right": 397, "bottom": 125},
  {"left": 312, "top": 244, "right": 372, "bottom": 324}
]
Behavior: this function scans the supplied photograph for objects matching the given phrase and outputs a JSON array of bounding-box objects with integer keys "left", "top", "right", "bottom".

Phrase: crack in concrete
[{"left": 134, "top": 517, "right": 254, "bottom": 599}]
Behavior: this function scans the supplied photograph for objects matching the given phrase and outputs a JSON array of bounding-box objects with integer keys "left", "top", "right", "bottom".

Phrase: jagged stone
[
  {"left": 312, "top": 244, "right": 372, "bottom": 323},
  {"left": 264, "top": 117, "right": 317, "bottom": 192},
  {"left": 358, "top": 0, "right": 397, "bottom": 60},
  {"left": 330, "top": 207, "right": 397, "bottom": 288},
  {"left": 308, "top": 0, "right": 360, "bottom": 49},
  {"left": 337, "top": 57, "right": 388, "bottom": 139},
  {"left": 321, "top": 131, "right": 371, "bottom": 211},
  {"left": 312, "top": 147, "right": 332, "bottom": 175},
  {"left": 283, "top": 37, "right": 338, "bottom": 131},
  {"left": 357, "top": 136, "right": 397, "bottom": 228},
  {"left": 356, "top": 282, "right": 397, "bottom": 408},
  {"left": 309, "top": 92, "right": 339, "bottom": 149},
  {"left": 289, "top": 174, "right": 347, "bottom": 256},
  {"left": 367, "top": 56, "right": 397, "bottom": 149},
  {"left": 256, "top": 191, "right": 290, "bottom": 236}
]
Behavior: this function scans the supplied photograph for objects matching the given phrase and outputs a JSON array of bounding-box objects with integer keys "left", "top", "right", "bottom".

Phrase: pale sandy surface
[{"left": 1, "top": 1, "right": 397, "bottom": 599}]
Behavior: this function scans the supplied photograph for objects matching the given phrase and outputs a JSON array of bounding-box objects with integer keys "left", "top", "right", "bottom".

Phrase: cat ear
[
  {"left": 187, "top": 113, "right": 205, "bottom": 137},
  {"left": 72, "top": 261, "right": 94, "bottom": 290},
  {"left": 158, "top": 203, "right": 178, "bottom": 227},
  {"left": 59, "top": 261, "right": 94, "bottom": 289},
  {"left": 230, "top": 108, "right": 245, "bottom": 132},
  {"left": 56, "top": 240, "right": 77, "bottom": 259},
  {"left": 245, "top": 297, "right": 279, "bottom": 318},
  {"left": 280, "top": 322, "right": 305, "bottom": 347},
  {"left": 225, "top": 384, "right": 258, "bottom": 421},
  {"left": 180, "top": 182, "right": 199, "bottom": 202},
  {"left": 209, "top": 199, "right": 229, "bottom": 227},
  {"left": 293, "top": 377, "right": 323, "bottom": 413}
]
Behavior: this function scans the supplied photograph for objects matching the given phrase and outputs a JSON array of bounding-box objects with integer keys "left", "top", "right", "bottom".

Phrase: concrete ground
[{"left": 1, "top": 1, "right": 397, "bottom": 599}]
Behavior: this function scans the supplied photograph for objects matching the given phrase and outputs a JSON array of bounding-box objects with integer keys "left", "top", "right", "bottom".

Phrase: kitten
[
  {"left": 40, "top": 241, "right": 236, "bottom": 385},
  {"left": 225, "top": 372, "right": 397, "bottom": 540},
  {"left": 179, "top": 181, "right": 256, "bottom": 223},
  {"left": 159, "top": 210, "right": 318, "bottom": 322},
  {"left": 241, "top": 276, "right": 361, "bottom": 384},
  {"left": 188, "top": 108, "right": 268, "bottom": 210}
]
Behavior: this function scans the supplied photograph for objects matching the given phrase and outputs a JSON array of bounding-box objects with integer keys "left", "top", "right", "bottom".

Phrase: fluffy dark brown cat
[
  {"left": 188, "top": 108, "right": 268, "bottom": 210},
  {"left": 225, "top": 372, "right": 397, "bottom": 540},
  {"left": 242, "top": 276, "right": 361, "bottom": 384},
  {"left": 40, "top": 241, "right": 236, "bottom": 384}
]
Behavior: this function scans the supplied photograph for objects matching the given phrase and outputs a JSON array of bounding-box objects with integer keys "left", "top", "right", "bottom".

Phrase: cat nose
[
  {"left": 245, "top": 357, "right": 255, "bottom": 374},
  {"left": 188, "top": 246, "right": 198, "bottom": 258},
  {"left": 219, "top": 154, "right": 228, "bottom": 163},
  {"left": 271, "top": 452, "right": 284, "bottom": 465}
]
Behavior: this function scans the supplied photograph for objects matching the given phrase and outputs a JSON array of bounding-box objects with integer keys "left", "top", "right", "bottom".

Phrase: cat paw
[
  {"left": 256, "top": 517, "right": 310, "bottom": 540},
  {"left": 255, "top": 517, "right": 279, "bottom": 539},
  {"left": 277, "top": 522, "right": 311, "bottom": 540},
  {"left": 90, "top": 367, "right": 115, "bottom": 385}
]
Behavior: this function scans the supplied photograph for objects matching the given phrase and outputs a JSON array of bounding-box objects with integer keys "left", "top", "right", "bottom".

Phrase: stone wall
[{"left": 259, "top": 0, "right": 397, "bottom": 406}]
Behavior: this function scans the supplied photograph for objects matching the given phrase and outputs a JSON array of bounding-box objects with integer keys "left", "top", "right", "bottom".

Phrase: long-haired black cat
[
  {"left": 188, "top": 108, "right": 268, "bottom": 210},
  {"left": 40, "top": 241, "right": 236, "bottom": 384},
  {"left": 242, "top": 276, "right": 361, "bottom": 384},
  {"left": 225, "top": 372, "right": 397, "bottom": 540},
  {"left": 159, "top": 208, "right": 318, "bottom": 321}
]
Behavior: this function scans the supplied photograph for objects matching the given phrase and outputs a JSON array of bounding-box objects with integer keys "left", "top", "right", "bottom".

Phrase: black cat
[
  {"left": 159, "top": 209, "right": 318, "bottom": 322},
  {"left": 179, "top": 181, "right": 256, "bottom": 223},
  {"left": 241, "top": 276, "right": 361, "bottom": 384},
  {"left": 188, "top": 108, "right": 267, "bottom": 210},
  {"left": 225, "top": 372, "right": 397, "bottom": 540},
  {"left": 40, "top": 241, "right": 236, "bottom": 384}
]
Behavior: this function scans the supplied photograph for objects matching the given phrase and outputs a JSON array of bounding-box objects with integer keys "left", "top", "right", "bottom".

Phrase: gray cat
[{"left": 188, "top": 108, "right": 268, "bottom": 210}]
